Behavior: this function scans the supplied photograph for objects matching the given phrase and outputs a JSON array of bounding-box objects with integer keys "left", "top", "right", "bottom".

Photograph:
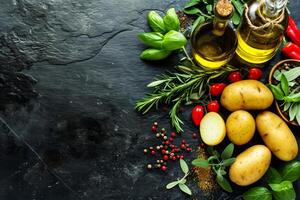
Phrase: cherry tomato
[
  {"left": 248, "top": 68, "right": 263, "bottom": 80},
  {"left": 210, "top": 83, "right": 227, "bottom": 96},
  {"left": 207, "top": 100, "right": 220, "bottom": 112},
  {"left": 192, "top": 105, "right": 204, "bottom": 126},
  {"left": 228, "top": 71, "right": 242, "bottom": 83}
]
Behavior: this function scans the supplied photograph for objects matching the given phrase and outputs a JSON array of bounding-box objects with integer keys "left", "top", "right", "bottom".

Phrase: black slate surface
[{"left": 0, "top": 0, "right": 299, "bottom": 199}]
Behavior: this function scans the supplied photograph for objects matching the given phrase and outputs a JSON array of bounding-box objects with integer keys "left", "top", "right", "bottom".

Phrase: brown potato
[
  {"left": 226, "top": 110, "right": 255, "bottom": 145},
  {"left": 256, "top": 111, "right": 298, "bottom": 161},
  {"left": 221, "top": 80, "right": 274, "bottom": 111},
  {"left": 229, "top": 145, "right": 271, "bottom": 186}
]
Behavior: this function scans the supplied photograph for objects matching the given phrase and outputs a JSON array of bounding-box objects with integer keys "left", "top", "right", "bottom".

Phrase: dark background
[{"left": 0, "top": 0, "right": 299, "bottom": 199}]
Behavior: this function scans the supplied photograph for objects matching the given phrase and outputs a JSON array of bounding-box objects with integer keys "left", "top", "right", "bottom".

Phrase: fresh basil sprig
[
  {"left": 166, "top": 159, "right": 192, "bottom": 196},
  {"left": 139, "top": 9, "right": 187, "bottom": 61},
  {"left": 243, "top": 160, "right": 300, "bottom": 200},
  {"left": 192, "top": 143, "right": 236, "bottom": 193}
]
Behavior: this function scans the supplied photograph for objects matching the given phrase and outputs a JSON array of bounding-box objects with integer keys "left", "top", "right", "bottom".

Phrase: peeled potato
[
  {"left": 200, "top": 112, "right": 226, "bottom": 146},
  {"left": 229, "top": 145, "right": 271, "bottom": 186},
  {"left": 226, "top": 110, "right": 255, "bottom": 145}
]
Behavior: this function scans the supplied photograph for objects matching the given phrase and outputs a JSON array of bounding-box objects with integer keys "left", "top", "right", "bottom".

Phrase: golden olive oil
[{"left": 235, "top": 0, "right": 288, "bottom": 65}]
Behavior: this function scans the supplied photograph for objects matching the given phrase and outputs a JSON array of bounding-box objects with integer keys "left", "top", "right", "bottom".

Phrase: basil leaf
[
  {"left": 191, "top": 16, "right": 205, "bottom": 34},
  {"left": 162, "top": 30, "right": 187, "bottom": 51},
  {"left": 184, "top": 0, "right": 201, "bottom": 9},
  {"left": 206, "top": 4, "right": 213, "bottom": 13},
  {"left": 166, "top": 181, "right": 179, "bottom": 189},
  {"left": 178, "top": 183, "right": 192, "bottom": 195},
  {"left": 216, "top": 173, "right": 233, "bottom": 193},
  {"left": 163, "top": 8, "right": 180, "bottom": 31},
  {"left": 184, "top": 7, "right": 202, "bottom": 15},
  {"left": 232, "top": 11, "right": 241, "bottom": 25},
  {"left": 192, "top": 159, "right": 210, "bottom": 168},
  {"left": 280, "top": 74, "right": 290, "bottom": 96},
  {"left": 221, "top": 143, "right": 234, "bottom": 159},
  {"left": 289, "top": 103, "right": 297, "bottom": 121},
  {"left": 138, "top": 32, "right": 164, "bottom": 49},
  {"left": 269, "top": 84, "right": 284, "bottom": 100},
  {"left": 222, "top": 158, "right": 236, "bottom": 167},
  {"left": 280, "top": 160, "right": 300, "bottom": 182},
  {"left": 265, "top": 167, "right": 282, "bottom": 184},
  {"left": 140, "top": 49, "right": 171, "bottom": 60},
  {"left": 269, "top": 181, "right": 296, "bottom": 200},
  {"left": 147, "top": 11, "right": 166, "bottom": 33},
  {"left": 243, "top": 187, "right": 272, "bottom": 200},
  {"left": 180, "top": 159, "right": 189, "bottom": 174}
]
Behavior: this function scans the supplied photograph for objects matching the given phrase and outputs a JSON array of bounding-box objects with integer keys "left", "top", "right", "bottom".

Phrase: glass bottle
[
  {"left": 191, "top": 0, "right": 238, "bottom": 70},
  {"left": 235, "top": 0, "right": 289, "bottom": 66}
]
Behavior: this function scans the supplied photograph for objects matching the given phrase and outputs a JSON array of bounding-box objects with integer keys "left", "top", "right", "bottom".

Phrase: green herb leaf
[
  {"left": 283, "top": 102, "right": 291, "bottom": 111},
  {"left": 265, "top": 167, "right": 282, "bottom": 184},
  {"left": 283, "top": 67, "right": 300, "bottom": 82},
  {"left": 178, "top": 183, "right": 192, "bottom": 195},
  {"left": 138, "top": 32, "right": 164, "bottom": 49},
  {"left": 140, "top": 49, "right": 171, "bottom": 60},
  {"left": 269, "top": 181, "right": 296, "bottom": 200},
  {"left": 166, "top": 181, "right": 179, "bottom": 189},
  {"left": 289, "top": 103, "right": 298, "bottom": 121},
  {"left": 184, "top": 7, "right": 202, "bottom": 15},
  {"left": 280, "top": 160, "right": 300, "bottom": 182},
  {"left": 192, "top": 159, "right": 210, "bottom": 168},
  {"left": 221, "top": 143, "right": 234, "bottom": 159},
  {"left": 147, "top": 11, "right": 166, "bottom": 33},
  {"left": 163, "top": 8, "right": 180, "bottom": 31},
  {"left": 184, "top": 0, "right": 201, "bottom": 9},
  {"left": 243, "top": 187, "right": 272, "bottom": 200},
  {"left": 269, "top": 84, "right": 285, "bottom": 100},
  {"left": 147, "top": 79, "right": 167, "bottom": 88},
  {"left": 231, "top": 0, "right": 244, "bottom": 16},
  {"left": 206, "top": 4, "right": 213, "bottom": 13},
  {"left": 274, "top": 69, "right": 282, "bottom": 81},
  {"left": 232, "top": 11, "right": 241, "bottom": 25},
  {"left": 296, "top": 103, "right": 300, "bottom": 125},
  {"left": 280, "top": 74, "right": 290, "bottom": 96},
  {"left": 285, "top": 92, "right": 300, "bottom": 103},
  {"left": 191, "top": 16, "right": 205, "bottom": 34},
  {"left": 216, "top": 173, "right": 233, "bottom": 193},
  {"left": 162, "top": 30, "right": 187, "bottom": 51},
  {"left": 180, "top": 178, "right": 187, "bottom": 184},
  {"left": 222, "top": 158, "right": 236, "bottom": 167},
  {"left": 207, "top": 146, "right": 220, "bottom": 158},
  {"left": 180, "top": 159, "right": 189, "bottom": 174}
]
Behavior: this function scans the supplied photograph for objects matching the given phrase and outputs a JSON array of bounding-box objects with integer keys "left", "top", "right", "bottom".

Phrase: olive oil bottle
[
  {"left": 236, "top": 0, "right": 289, "bottom": 66},
  {"left": 192, "top": 0, "right": 237, "bottom": 70}
]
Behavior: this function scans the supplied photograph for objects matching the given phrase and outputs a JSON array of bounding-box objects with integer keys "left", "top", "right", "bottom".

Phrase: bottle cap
[{"left": 215, "top": 0, "right": 234, "bottom": 18}]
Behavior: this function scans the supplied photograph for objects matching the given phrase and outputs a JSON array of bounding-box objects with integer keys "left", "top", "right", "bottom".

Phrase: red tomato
[
  {"left": 207, "top": 100, "right": 220, "bottom": 113},
  {"left": 228, "top": 71, "right": 242, "bottom": 83},
  {"left": 192, "top": 105, "right": 204, "bottom": 126},
  {"left": 210, "top": 83, "right": 227, "bottom": 96},
  {"left": 248, "top": 68, "right": 263, "bottom": 80}
]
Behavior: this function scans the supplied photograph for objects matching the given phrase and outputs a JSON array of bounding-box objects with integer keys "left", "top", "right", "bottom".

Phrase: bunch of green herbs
[{"left": 192, "top": 143, "right": 236, "bottom": 192}]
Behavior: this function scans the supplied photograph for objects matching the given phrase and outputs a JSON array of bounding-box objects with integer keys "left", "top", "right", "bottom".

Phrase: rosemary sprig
[{"left": 135, "top": 65, "right": 238, "bottom": 132}]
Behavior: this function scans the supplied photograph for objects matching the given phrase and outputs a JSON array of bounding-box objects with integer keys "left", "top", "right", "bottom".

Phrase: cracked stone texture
[{"left": 0, "top": 0, "right": 299, "bottom": 199}]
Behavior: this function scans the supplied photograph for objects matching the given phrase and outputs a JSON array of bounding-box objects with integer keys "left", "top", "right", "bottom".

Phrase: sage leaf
[
  {"left": 180, "top": 178, "right": 187, "bottom": 184},
  {"left": 221, "top": 143, "right": 234, "bottom": 159},
  {"left": 285, "top": 92, "right": 300, "bottom": 103},
  {"left": 232, "top": 11, "right": 241, "bottom": 25},
  {"left": 162, "top": 30, "right": 187, "bottom": 50},
  {"left": 138, "top": 32, "right": 164, "bottom": 49},
  {"left": 163, "top": 8, "right": 180, "bottom": 31},
  {"left": 191, "top": 16, "right": 205, "bottom": 34},
  {"left": 147, "top": 79, "right": 167, "bottom": 88},
  {"left": 147, "top": 11, "right": 166, "bottom": 33},
  {"left": 265, "top": 167, "right": 282, "bottom": 184},
  {"left": 222, "top": 158, "right": 236, "bottom": 167},
  {"left": 216, "top": 173, "right": 233, "bottom": 193},
  {"left": 140, "top": 49, "right": 171, "bottom": 61},
  {"left": 289, "top": 103, "right": 297, "bottom": 121},
  {"left": 280, "top": 160, "right": 300, "bottom": 182},
  {"left": 269, "top": 181, "right": 296, "bottom": 200},
  {"left": 166, "top": 181, "right": 179, "bottom": 189},
  {"left": 296, "top": 103, "right": 300, "bottom": 125},
  {"left": 178, "top": 183, "right": 192, "bottom": 195},
  {"left": 269, "top": 84, "right": 284, "bottom": 100},
  {"left": 274, "top": 70, "right": 282, "bottom": 81},
  {"left": 280, "top": 74, "right": 289, "bottom": 96},
  {"left": 283, "top": 67, "right": 300, "bottom": 81},
  {"left": 243, "top": 187, "right": 272, "bottom": 200},
  {"left": 192, "top": 159, "right": 210, "bottom": 168},
  {"left": 283, "top": 102, "right": 291, "bottom": 112},
  {"left": 184, "top": 0, "right": 201, "bottom": 9},
  {"left": 180, "top": 159, "right": 189, "bottom": 174}
]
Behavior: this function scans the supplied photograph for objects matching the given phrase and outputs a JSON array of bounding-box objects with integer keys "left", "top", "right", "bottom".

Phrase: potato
[
  {"left": 229, "top": 145, "right": 271, "bottom": 186},
  {"left": 221, "top": 80, "right": 274, "bottom": 111},
  {"left": 256, "top": 111, "right": 298, "bottom": 161},
  {"left": 226, "top": 110, "right": 255, "bottom": 145},
  {"left": 200, "top": 112, "right": 226, "bottom": 146}
]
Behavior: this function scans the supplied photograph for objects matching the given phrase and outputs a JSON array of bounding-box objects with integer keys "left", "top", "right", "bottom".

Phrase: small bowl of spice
[{"left": 268, "top": 59, "right": 300, "bottom": 126}]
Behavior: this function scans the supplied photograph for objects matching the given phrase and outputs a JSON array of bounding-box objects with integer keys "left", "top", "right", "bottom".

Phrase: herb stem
[{"left": 182, "top": 46, "right": 196, "bottom": 66}]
